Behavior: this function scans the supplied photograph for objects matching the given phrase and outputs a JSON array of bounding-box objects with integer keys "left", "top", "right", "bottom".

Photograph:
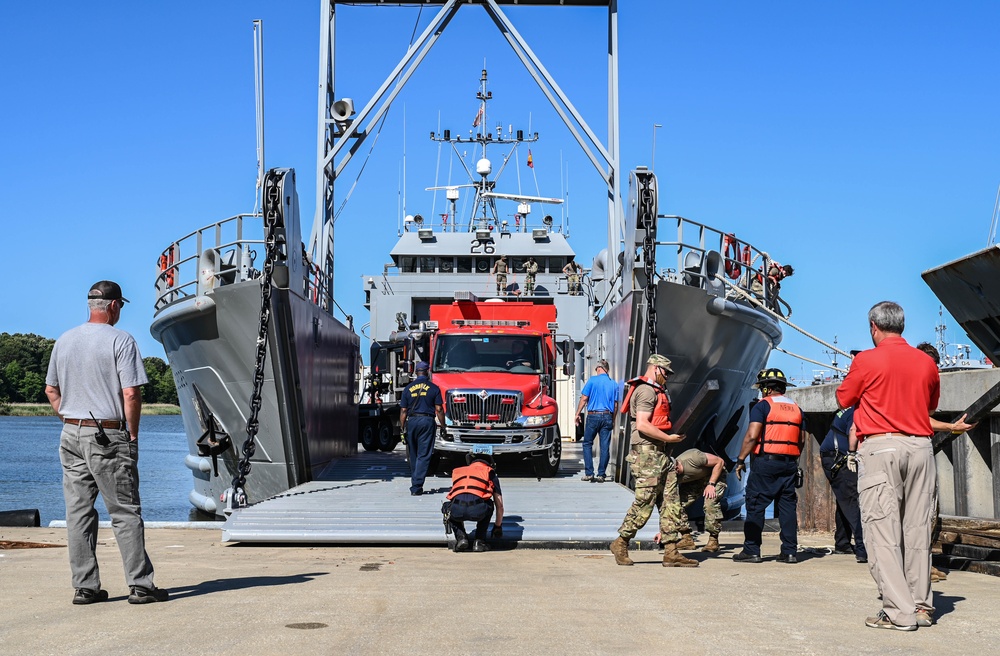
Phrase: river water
[{"left": 0, "top": 415, "right": 219, "bottom": 525}]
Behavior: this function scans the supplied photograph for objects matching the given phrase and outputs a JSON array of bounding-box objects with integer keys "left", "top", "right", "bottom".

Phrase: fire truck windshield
[{"left": 434, "top": 334, "right": 543, "bottom": 374}]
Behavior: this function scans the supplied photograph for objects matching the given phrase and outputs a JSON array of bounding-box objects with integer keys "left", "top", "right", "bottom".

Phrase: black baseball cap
[{"left": 88, "top": 280, "right": 129, "bottom": 303}]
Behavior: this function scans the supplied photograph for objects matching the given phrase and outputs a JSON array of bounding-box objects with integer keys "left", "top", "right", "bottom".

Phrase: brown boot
[
  {"left": 676, "top": 533, "right": 696, "bottom": 550},
  {"left": 610, "top": 537, "right": 634, "bottom": 566},
  {"left": 931, "top": 566, "right": 947, "bottom": 582},
  {"left": 702, "top": 534, "right": 720, "bottom": 553},
  {"left": 663, "top": 543, "right": 699, "bottom": 567}
]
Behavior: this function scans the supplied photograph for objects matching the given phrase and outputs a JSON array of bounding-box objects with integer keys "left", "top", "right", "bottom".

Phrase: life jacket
[
  {"left": 446, "top": 461, "right": 495, "bottom": 500},
  {"left": 620, "top": 376, "right": 672, "bottom": 431},
  {"left": 754, "top": 394, "right": 804, "bottom": 457},
  {"left": 755, "top": 262, "right": 785, "bottom": 287}
]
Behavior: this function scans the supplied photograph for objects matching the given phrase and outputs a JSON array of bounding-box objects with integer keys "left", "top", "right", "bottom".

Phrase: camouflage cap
[{"left": 647, "top": 354, "right": 674, "bottom": 374}]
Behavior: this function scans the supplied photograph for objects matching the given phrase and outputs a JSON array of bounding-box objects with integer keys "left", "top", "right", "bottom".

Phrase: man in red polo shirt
[{"left": 836, "top": 301, "right": 940, "bottom": 632}]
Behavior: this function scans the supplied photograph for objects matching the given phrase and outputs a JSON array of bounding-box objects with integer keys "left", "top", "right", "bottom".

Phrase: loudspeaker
[{"left": 332, "top": 98, "right": 355, "bottom": 122}]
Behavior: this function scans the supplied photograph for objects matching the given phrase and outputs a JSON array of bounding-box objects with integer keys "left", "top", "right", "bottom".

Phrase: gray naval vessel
[{"left": 151, "top": 0, "right": 787, "bottom": 525}]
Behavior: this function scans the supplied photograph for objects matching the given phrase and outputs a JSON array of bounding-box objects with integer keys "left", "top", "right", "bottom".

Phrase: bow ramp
[{"left": 221, "top": 443, "right": 660, "bottom": 545}]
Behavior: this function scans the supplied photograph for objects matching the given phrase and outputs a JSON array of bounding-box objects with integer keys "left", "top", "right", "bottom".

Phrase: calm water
[{"left": 0, "top": 415, "right": 219, "bottom": 525}]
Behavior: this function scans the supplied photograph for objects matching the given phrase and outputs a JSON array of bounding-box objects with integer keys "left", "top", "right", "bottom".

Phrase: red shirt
[{"left": 836, "top": 335, "right": 939, "bottom": 440}]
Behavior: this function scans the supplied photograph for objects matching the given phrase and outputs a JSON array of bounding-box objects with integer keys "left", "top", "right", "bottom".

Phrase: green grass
[{"left": 0, "top": 403, "right": 181, "bottom": 417}]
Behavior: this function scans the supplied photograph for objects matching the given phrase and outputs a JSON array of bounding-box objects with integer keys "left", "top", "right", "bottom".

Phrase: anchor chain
[
  {"left": 231, "top": 173, "right": 282, "bottom": 509},
  {"left": 639, "top": 176, "right": 658, "bottom": 354}
]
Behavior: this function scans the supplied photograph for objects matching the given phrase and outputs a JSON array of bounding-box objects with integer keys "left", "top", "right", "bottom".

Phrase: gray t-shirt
[{"left": 46, "top": 323, "right": 148, "bottom": 420}]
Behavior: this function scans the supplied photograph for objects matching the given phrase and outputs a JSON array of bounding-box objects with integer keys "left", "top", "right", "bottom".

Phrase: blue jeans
[{"left": 582, "top": 412, "right": 613, "bottom": 477}]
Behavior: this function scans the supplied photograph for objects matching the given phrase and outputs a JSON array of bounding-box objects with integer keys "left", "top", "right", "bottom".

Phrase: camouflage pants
[
  {"left": 674, "top": 479, "right": 728, "bottom": 536},
  {"left": 618, "top": 450, "right": 682, "bottom": 542},
  {"left": 496, "top": 274, "right": 507, "bottom": 294}
]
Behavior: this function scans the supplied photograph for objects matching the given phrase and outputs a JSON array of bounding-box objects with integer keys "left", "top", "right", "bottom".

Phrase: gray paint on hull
[{"left": 152, "top": 280, "right": 359, "bottom": 517}]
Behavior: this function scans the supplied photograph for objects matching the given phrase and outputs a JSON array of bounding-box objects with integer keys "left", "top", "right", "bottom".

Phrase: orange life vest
[
  {"left": 754, "top": 394, "right": 804, "bottom": 457},
  {"left": 447, "top": 461, "right": 495, "bottom": 500},
  {"left": 620, "top": 376, "right": 672, "bottom": 431}
]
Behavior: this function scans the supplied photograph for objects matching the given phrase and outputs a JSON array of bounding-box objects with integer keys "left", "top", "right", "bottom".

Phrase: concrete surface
[{"left": 2, "top": 527, "right": 999, "bottom": 655}]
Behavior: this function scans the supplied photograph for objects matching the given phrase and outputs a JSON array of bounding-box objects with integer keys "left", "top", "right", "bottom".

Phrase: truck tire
[
  {"left": 377, "top": 420, "right": 396, "bottom": 452},
  {"left": 536, "top": 437, "right": 561, "bottom": 477},
  {"left": 360, "top": 422, "right": 379, "bottom": 451}
]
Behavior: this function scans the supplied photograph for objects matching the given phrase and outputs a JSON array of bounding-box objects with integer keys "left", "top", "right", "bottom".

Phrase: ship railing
[
  {"left": 153, "top": 214, "right": 334, "bottom": 315},
  {"left": 401, "top": 216, "right": 566, "bottom": 235},
  {"left": 656, "top": 215, "right": 793, "bottom": 317}
]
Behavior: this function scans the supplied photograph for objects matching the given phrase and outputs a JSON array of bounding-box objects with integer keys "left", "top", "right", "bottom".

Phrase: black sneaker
[
  {"left": 454, "top": 538, "right": 470, "bottom": 552},
  {"left": 472, "top": 540, "right": 490, "bottom": 552},
  {"left": 594, "top": 476, "right": 606, "bottom": 483},
  {"left": 73, "top": 588, "right": 109, "bottom": 605},
  {"left": 410, "top": 489, "right": 423, "bottom": 496},
  {"left": 833, "top": 547, "right": 854, "bottom": 555},
  {"left": 856, "top": 555, "right": 869, "bottom": 564},
  {"left": 775, "top": 553, "right": 797, "bottom": 564},
  {"left": 732, "top": 551, "right": 762, "bottom": 563},
  {"left": 128, "top": 586, "right": 169, "bottom": 604}
]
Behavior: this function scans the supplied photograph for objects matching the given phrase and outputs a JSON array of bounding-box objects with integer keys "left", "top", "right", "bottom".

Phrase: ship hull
[
  {"left": 152, "top": 280, "right": 359, "bottom": 517},
  {"left": 586, "top": 281, "right": 781, "bottom": 517}
]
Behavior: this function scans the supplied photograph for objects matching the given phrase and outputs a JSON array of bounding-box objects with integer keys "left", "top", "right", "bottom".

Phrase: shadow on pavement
[{"left": 167, "top": 572, "right": 329, "bottom": 600}]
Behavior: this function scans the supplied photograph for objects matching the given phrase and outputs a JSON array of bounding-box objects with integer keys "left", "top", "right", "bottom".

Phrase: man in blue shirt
[
  {"left": 400, "top": 361, "right": 446, "bottom": 496},
  {"left": 820, "top": 407, "right": 867, "bottom": 563},
  {"left": 574, "top": 359, "right": 619, "bottom": 482}
]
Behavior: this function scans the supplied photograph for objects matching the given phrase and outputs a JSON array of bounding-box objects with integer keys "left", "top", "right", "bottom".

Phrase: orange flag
[{"left": 527, "top": 150, "right": 534, "bottom": 168}]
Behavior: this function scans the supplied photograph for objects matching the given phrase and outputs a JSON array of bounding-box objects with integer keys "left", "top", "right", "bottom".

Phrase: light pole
[{"left": 652, "top": 123, "right": 662, "bottom": 170}]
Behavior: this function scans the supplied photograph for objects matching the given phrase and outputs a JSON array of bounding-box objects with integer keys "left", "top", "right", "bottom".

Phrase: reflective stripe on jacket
[
  {"left": 754, "top": 394, "right": 804, "bottom": 457},
  {"left": 446, "top": 461, "right": 495, "bottom": 500},
  {"left": 620, "top": 376, "right": 672, "bottom": 431}
]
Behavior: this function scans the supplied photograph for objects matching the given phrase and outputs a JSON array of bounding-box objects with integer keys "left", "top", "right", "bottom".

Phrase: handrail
[{"left": 153, "top": 213, "right": 333, "bottom": 315}]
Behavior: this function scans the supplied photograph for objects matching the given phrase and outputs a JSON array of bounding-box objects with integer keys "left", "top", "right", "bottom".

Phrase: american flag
[{"left": 473, "top": 106, "right": 484, "bottom": 128}]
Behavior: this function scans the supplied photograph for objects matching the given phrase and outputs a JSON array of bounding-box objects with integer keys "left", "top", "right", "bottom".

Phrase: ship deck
[{"left": 221, "top": 441, "right": 664, "bottom": 545}]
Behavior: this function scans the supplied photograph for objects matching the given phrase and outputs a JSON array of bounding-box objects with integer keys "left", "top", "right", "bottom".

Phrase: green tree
[{"left": 18, "top": 370, "right": 45, "bottom": 403}]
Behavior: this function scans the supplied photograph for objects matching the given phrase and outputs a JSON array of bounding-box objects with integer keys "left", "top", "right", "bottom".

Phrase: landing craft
[{"left": 151, "top": 1, "right": 788, "bottom": 529}]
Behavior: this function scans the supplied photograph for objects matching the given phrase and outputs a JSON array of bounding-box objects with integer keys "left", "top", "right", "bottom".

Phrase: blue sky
[{"left": 3, "top": 1, "right": 998, "bottom": 382}]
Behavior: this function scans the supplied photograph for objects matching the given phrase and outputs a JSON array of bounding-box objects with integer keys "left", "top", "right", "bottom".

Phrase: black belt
[
  {"left": 65, "top": 419, "right": 126, "bottom": 430},
  {"left": 754, "top": 453, "right": 798, "bottom": 462},
  {"left": 409, "top": 413, "right": 435, "bottom": 417},
  {"left": 587, "top": 410, "right": 613, "bottom": 414}
]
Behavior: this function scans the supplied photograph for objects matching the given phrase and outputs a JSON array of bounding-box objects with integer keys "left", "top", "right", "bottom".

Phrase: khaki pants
[{"left": 857, "top": 435, "right": 936, "bottom": 627}]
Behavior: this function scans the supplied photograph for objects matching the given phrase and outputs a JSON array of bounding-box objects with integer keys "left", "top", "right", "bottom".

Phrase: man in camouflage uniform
[
  {"left": 672, "top": 448, "right": 728, "bottom": 553},
  {"left": 562, "top": 258, "right": 582, "bottom": 295},
  {"left": 611, "top": 354, "right": 697, "bottom": 567},
  {"left": 492, "top": 255, "right": 508, "bottom": 296},
  {"left": 521, "top": 256, "right": 539, "bottom": 296}
]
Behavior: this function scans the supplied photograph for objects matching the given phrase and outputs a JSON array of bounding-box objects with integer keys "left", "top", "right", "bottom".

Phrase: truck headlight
[{"left": 523, "top": 413, "right": 555, "bottom": 426}]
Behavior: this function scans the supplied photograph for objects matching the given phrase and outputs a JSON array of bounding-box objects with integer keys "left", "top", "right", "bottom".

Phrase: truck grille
[{"left": 447, "top": 390, "right": 521, "bottom": 425}]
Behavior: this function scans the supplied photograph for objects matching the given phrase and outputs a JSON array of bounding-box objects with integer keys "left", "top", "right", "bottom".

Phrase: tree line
[{"left": 0, "top": 332, "right": 178, "bottom": 406}]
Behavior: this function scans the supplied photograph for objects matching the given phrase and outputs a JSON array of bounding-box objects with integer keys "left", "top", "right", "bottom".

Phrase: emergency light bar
[{"left": 451, "top": 319, "right": 530, "bottom": 328}]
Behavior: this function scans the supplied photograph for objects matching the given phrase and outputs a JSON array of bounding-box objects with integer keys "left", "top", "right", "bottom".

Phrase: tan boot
[
  {"left": 663, "top": 543, "right": 699, "bottom": 567},
  {"left": 610, "top": 537, "right": 634, "bottom": 566},
  {"left": 702, "top": 534, "right": 720, "bottom": 553},
  {"left": 931, "top": 566, "right": 947, "bottom": 582},
  {"left": 676, "top": 533, "right": 696, "bottom": 550}
]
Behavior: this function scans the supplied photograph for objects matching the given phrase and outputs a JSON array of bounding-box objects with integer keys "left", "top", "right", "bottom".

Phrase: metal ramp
[{"left": 221, "top": 442, "right": 661, "bottom": 545}]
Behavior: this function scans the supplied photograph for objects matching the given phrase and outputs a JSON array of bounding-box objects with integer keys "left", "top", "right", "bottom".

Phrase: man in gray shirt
[{"left": 45, "top": 280, "right": 168, "bottom": 605}]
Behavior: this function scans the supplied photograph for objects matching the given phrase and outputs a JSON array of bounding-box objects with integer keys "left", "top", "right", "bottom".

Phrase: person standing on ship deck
[
  {"left": 574, "top": 359, "right": 619, "bottom": 482},
  {"left": 400, "top": 361, "right": 446, "bottom": 496},
  {"left": 836, "top": 301, "right": 939, "bottom": 631},
  {"left": 44, "top": 280, "right": 169, "bottom": 605},
  {"left": 492, "top": 255, "right": 509, "bottom": 296}
]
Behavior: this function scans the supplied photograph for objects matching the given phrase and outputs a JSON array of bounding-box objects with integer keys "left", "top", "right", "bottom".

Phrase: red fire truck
[{"left": 359, "top": 296, "right": 563, "bottom": 476}]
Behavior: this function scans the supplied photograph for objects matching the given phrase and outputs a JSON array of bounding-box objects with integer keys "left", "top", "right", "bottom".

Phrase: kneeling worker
[
  {"left": 673, "top": 448, "right": 728, "bottom": 553},
  {"left": 443, "top": 452, "right": 504, "bottom": 552}
]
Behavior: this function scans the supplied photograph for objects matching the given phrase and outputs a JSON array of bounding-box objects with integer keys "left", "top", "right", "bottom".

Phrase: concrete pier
[
  {"left": 789, "top": 368, "right": 1000, "bottom": 530},
  {"left": 3, "top": 526, "right": 1000, "bottom": 655}
]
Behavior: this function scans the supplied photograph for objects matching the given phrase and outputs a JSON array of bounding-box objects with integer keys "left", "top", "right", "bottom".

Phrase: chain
[
  {"left": 231, "top": 173, "right": 282, "bottom": 509},
  {"left": 639, "top": 175, "right": 658, "bottom": 354}
]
